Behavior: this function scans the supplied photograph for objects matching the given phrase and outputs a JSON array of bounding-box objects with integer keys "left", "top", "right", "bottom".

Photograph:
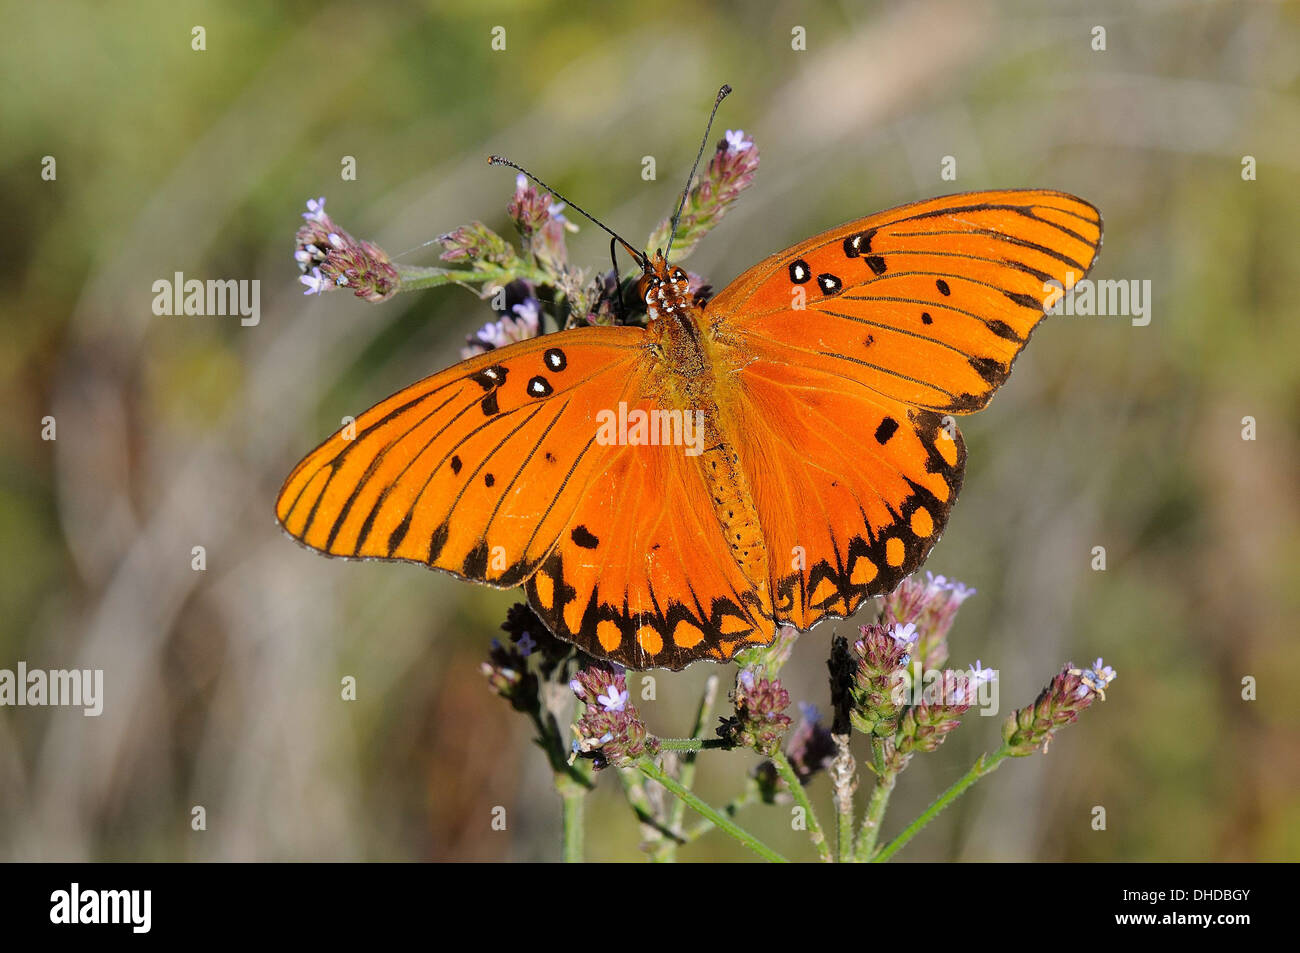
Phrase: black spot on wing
[
  {"left": 969, "top": 356, "right": 1006, "bottom": 385},
  {"left": 387, "top": 511, "right": 412, "bottom": 552},
  {"left": 427, "top": 522, "right": 450, "bottom": 563},
  {"left": 1004, "top": 290, "right": 1041, "bottom": 310},
  {"left": 789, "top": 260, "right": 812, "bottom": 284},
  {"left": 570, "top": 525, "right": 599, "bottom": 549},
  {"left": 480, "top": 391, "right": 500, "bottom": 416},
  {"left": 463, "top": 540, "right": 489, "bottom": 578},
  {"left": 471, "top": 366, "right": 507, "bottom": 391},
  {"left": 986, "top": 319, "right": 1021, "bottom": 341},
  {"left": 817, "top": 273, "right": 843, "bottom": 295},
  {"left": 844, "top": 229, "right": 875, "bottom": 257},
  {"left": 864, "top": 255, "right": 887, "bottom": 276},
  {"left": 874, "top": 417, "right": 899, "bottom": 445}
]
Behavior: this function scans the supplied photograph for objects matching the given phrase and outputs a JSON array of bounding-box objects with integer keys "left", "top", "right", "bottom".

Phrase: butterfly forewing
[
  {"left": 709, "top": 189, "right": 1102, "bottom": 413},
  {"left": 277, "top": 328, "right": 647, "bottom": 587}
]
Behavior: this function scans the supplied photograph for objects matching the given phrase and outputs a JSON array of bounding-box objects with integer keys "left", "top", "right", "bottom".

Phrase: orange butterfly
[{"left": 278, "top": 110, "right": 1101, "bottom": 671}]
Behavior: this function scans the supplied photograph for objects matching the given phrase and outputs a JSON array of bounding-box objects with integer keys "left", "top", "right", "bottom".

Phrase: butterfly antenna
[
  {"left": 608, "top": 236, "right": 628, "bottom": 325},
  {"left": 488, "top": 155, "right": 647, "bottom": 270},
  {"left": 665, "top": 83, "right": 732, "bottom": 261}
]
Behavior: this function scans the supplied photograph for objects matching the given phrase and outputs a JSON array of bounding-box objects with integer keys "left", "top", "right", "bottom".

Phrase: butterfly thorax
[{"left": 640, "top": 254, "right": 772, "bottom": 611}]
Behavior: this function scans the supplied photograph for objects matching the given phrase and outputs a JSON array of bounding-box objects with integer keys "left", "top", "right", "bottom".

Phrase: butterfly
[{"left": 277, "top": 106, "right": 1101, "bottom": 671}]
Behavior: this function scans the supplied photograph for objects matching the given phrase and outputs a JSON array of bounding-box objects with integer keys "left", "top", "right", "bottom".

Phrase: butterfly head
[{"left": 638, "top": 251, "right": 692, "bottom": 321}]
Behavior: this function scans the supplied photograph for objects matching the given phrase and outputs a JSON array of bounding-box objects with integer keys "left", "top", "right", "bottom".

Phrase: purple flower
[
  {"left": 293, "top": 198, "right": 399, "bottom": 302},
  {"left": 498, "top": 602, "right": 570, "bottom": 676},
  {"left": 724, "top": 129, "right": 754, "bottom": 153},
  {"left": 889, "top": 622, "right": 919, "bottom": 647},
  {"left": 512, "top": 297, "right": 540, "bottom": 324},
  {"left": 300, "top": 267, "right": 327, "bottom": 295},
  {"left": 1003, "top": 661, "right": 1118, "bottom": 756},
  {"left": 302, "top": 196, "right": 328, "bottom": 222},
  {"left": 881, "top": 572, "right": 977, "bottom": 670},
  {"left": 597, "top": 683, "right": 629, "bottom": 713},
  {"left": 783, "top": 703, "right": 837, "bottom": 783},
  {"left": 644, "top": 129, "right": 761, "bottom": 261},
  {"left": 460, "top": 303, "right": 540, "bottom": 360},
  {"left": 480, "top": 638, "right": 539, "bottom": 713},
  {"left": 720, "top": 668, "right": 791, "bottom": 755},
  {"left": 1075, "top": 657, "right": 1117, "bottom": 699},
  {"left": 570, "top": 663, "right": 654, "bottom": 769}
]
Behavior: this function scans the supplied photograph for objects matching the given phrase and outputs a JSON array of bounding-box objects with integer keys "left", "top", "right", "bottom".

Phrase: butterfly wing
[
  {"left": 709, "top": 189, "right": 1102, "bottom": 413},
  {"left": 276, "top": 327, "right": 648, "bottom": 587},
  {"left": 524, "top": 428, "right": 775, "bottom": 671},
  {"left": 729, "top": 340, "right": 964, "bottom": 629},
  {"left": 708, "top": 189, "right": 1101, "bottom": 627}
]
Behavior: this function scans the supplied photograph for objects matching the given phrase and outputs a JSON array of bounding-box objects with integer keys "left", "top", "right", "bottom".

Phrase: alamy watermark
[
  {"left": 50, "top": 883, "right": 150, "bottom": 933},
  {"left": 152, "top": 272, "right": 260, "bottom": 326},
  {"left": 893, "top": 662, "right": 1000, "bottom": 716},
  {"left": 0, "top": 662, "right": 103, "bottom": 716},
  {"left": 595, "top": 402, "right": 705, "bottom": 457},
  {"left": 1045, "top": 273, "right": 1151, "bottom": 326}
]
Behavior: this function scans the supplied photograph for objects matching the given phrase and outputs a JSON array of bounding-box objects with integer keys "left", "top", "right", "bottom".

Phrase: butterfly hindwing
[
  {"left": 524, "top": 418, "right": 775, "bottom": 671},
  {"left": 730, "top": 340, "right": 965, "bottom": 629},
  {"left": 276, "top": 327, "right": 647, "bottom": 586}
]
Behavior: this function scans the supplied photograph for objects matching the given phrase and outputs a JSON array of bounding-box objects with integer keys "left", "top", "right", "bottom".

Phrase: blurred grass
[{"left": 1, "top": 0, "right": 1297, "bottom": 861}]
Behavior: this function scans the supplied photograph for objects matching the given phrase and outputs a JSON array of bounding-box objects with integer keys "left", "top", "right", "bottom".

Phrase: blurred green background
[{"left": 2, "top": 0, "right": 1297, "bottom": 861}]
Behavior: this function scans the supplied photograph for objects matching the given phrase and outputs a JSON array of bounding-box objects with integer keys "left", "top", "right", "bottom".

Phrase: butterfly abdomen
[{"left": 697, "top": 419, "right": 769, "bottom": 594}]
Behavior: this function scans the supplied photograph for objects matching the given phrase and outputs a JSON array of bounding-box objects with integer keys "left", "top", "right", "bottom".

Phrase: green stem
[
  {"left": 770, "top": 751, "right": 832, "bottom": 863},
  {"left": 668, "top": 677, "right": 719, "bottom": 842},
  {"left": 656, "top": 737, "right": 731, "bottom": 752},
  {"left": 558, "top": 777, "right": 585, "bottom": 863},
  {"left": 871, "top": 746, "right": 1010, "bottom": 863},
  {"left": 528, "top": 710, "right": 592, "bottom": 793},
  {"left": 394, "top": 263, "right": 544, "bottom": 293},
  {"left": 532, "top": 700, "right": 592, "bottom": 863},
  {"left": 616, "top": 767, "right": 682, "bottom": 853},
  {"left": 830, "top": 734, "right": 856, "bottom": 862},
  {"left": 854, "top": 736, "right": 894, "bottom": 862},
  {"left": 684, "top": 782, "right": 759, "bottom": 842},
  {"left": 837, "top": 799, "right": 854, "bottom": 862},
  {"left": 857, "top": 773, "right": 895, "bottom": 862},
  {"left": 638, "top": 758, "right": 788, "bottom": 863}
]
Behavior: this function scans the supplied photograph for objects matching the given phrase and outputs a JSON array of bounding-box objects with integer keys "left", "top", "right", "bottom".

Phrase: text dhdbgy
[
  {"left": 152, "top": 272, "right": 260, "bottom": 326},
  {"left": 50, "top": 883, "right": 151, "bottom": 934},
  {"left": 595, "top": 402, "right": 705, "bottom": 457}
]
